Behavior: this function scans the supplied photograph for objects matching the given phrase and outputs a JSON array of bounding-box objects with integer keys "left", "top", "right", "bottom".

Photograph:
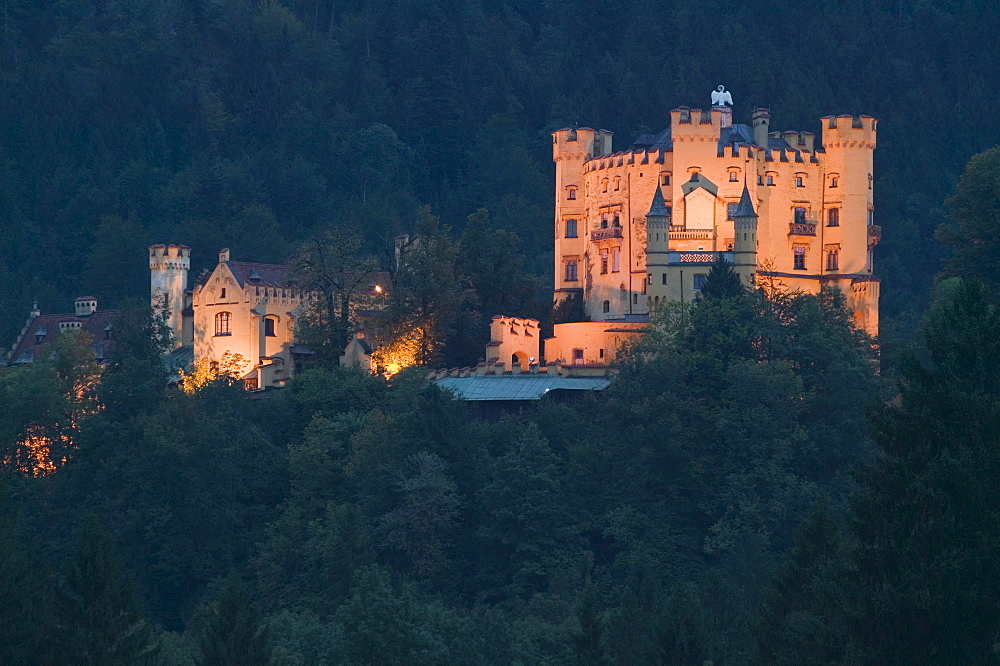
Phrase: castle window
[
  {"left": 868, "top": 174, "right": 873, "bottom": 189},
  {"left": 264, "top": 316, "right": 277, "bottom": 337},
  {"left": 565, "top": 260, "right": 578, "bottom": 282},
  {"left": 693, "top": 274, "right": 707, "bottom": 291},
  {"left": 727, "top": 202, "right": 738, "bottom": 220},
  {"left": 612, "top": 214, "right": 620, "bottom": 227},
  {"left": 766, "top": 175, "right": 775, "bottom": 186},
  {"left": 600, "top": 250, "right": 609, "bottom": 274},
  {"left": 215, "top": 312, "right": 232, "bottom": 336},
  {"left": 603, "top": 179, "right": 608, "bottom": 193},
  {"left": 572, "top": 348, "right": 584, "bottom": 364},
  {"left": 794, "top": 207, "right": 807, "bottom": 224},
  {"left": 662, "top": 273, "right": 667, "bottom": 285},
  {"left": 758, "top": 175, "right": 764, "bottom": 185},
  {"left": 828, "top": 208, "right": 840, "bottom": 227},
  {"left": 830, "top": 176, "right": 839, "bottom": 188},
  {"left": 614, "top": 177, "right": 620, "bottom": 191},
  {"left": 633, "top": 293, "right": 638, "bottom": 304},
  {"left": 568, "top": 188, "right": 577, "bottom": 200},
  {"left": 868, "top": 208, "right": 874, "bottom": 225},
  {"left": 729, "top": 171, "right": 738, "bottom": 182},
  {"left": 599, "top": 348, "right": 605, "bottom": 359},
  {"left": 662, "top": 174, "right": 671, "bottom": 186},
  {"left": 220, "top": 287, "right": 227, "bottom": 299},
  {"left": 601, "top": 214, "right": 609, "bottom": 229},
  {"left": 612, "top": 249, "right": 621, "bottom": 273},
  {"left": 826, "top": 249, "right": 840, "bottom": 271},
  {"left": 795, "top": 176, "right": 804, "bottom": 187},
  {"left": 603, "top": 300, "right": 610, "bottom": 313},
  {"left": 566, "top": 219, "right": 578, "bottom": 238},
  {"left": 793, "top": 247, "right": 806, "bottom": 270}
]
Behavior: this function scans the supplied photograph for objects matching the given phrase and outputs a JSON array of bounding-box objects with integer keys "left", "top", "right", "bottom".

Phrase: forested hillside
[
  {"left": 2, "top": 0, "right": 1000, "bottom": 350},
  {"left": 4, "top": 1, "right": 1000, "bottom": 664}
]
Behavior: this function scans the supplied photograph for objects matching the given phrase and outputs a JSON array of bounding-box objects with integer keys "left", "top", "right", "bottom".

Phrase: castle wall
[{"left": 544, "top": 321, "right": 646, "bottom": 366}]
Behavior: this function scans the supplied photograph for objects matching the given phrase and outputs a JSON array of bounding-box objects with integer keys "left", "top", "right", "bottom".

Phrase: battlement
[
  {"left": 149, "top": 244, "right": 192, "bottom": 269},
  {"left": 821, "top": 115, "right": 877, "bottom": 149},
  {"left": 671, "top": 106, "right": 728, "bottom": 139},
  {"left": 552, "top": 127, "right": 613, "bottom": 160}
]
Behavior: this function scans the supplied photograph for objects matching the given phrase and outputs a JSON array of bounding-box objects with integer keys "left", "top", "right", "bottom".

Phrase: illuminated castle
[{"left": 551, "top": 87, "right": 879, "bottom": 337}]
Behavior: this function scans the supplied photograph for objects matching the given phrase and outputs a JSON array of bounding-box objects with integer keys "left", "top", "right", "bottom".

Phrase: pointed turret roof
[
  {"left": 646, "top": 187, "right": 670, "bottom": 217},
  {"left": 733, "top": 185, "right": 758, "bottom": 218}
]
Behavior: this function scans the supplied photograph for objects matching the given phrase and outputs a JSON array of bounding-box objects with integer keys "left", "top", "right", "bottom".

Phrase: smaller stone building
[{"left": 6, "top": 298, "right": 118, "bottom": 367}]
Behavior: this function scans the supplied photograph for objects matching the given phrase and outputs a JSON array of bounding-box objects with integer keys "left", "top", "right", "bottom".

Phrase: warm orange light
[{"left": 375, "top": 285, "right": 383, "bottom": 293}]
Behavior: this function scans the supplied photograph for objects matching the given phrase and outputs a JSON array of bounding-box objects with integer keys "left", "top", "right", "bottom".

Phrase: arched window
[
  {"left": 264, "top": 315, "right": 278, "bottom": 337},
  {"left": 826, "top": 249, "right": 840, "bottom": 271},
  {"left": 568, "top": 188, "right": 577, "bottom": 200},
  {"left": 215, "top": 312, "right": 232, "bottom": 336}
]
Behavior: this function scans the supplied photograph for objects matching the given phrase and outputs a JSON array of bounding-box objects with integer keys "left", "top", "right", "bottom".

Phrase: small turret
[
  {"left": 732, "top": 185, "right": 759, "bottom": 287},
  {"left": 752, "top": 108, "right": 770, "bottom": 148},
  {"left": 74, "top": 297, "right": 97, "bottom": 317}
]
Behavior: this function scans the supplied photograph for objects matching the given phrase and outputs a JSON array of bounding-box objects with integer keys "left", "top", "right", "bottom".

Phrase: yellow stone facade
[{"left": 552, "top": 97, "right": 879, "bottom": 336}]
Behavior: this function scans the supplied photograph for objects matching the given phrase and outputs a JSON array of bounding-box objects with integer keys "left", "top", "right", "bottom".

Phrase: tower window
[
  {"left": 794, "top": 207, "right": 807, "bottom": 224},
  {"left": 264, "top": 316, "right": 277, "bottom": 337},
  {"left": 600, "top": 250, "right": 609, "bottom": 274},
  {"left": 729, "top": 171, "right": 738, "bottom": 182},
  {"left": 793, "top": 247, "right": 806, "bottom": 270},
  {"left": 568, "top": 188, "right": 577, "bottom": 200},
  {"left": 830, "top": 176, "right": 839, "bottom": 188},
  {"left": 565, "top": 260, "right": 578, "bottom": 282},
  {"left": 566, "top": 219, "right": 578, "bottom": 238},
  {"left": 795, "top": 176, "right": 804, "bottom": 187},
  {"left": 766, "top": 175, "right": 775, "bottom": 186},
  {"left": 826, "top": 249, "right": 840, "bottom": 271},
  {"left": 602, "top": 300, "right": 610, "bottom": 313},
  {"left": 215, "top": 312, "right": 232, "bottom": 336},
  {"left": 662, "top": 174, "right": 671, "bottom": 186},
  {"left": 614, "top": 178, "right": 620, "bottom": 191},
  {"left": 693, "top": 274, "right": 707, "bottom": 291},
  {"left": 828, "top": 208, "right": 840, "bottom": 227},
  {"left": 612, "top": 249, "right": 621, "bottom": 273},
  {"left": 662, "top": 273, "right": 667, "bottom": 285},
  {"left": 603, "top": 179, "right": 608, "bottom": 193}
]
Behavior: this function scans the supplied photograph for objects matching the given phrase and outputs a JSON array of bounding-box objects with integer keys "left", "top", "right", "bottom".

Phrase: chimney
[
  {"left": 219, "top": 248, "right": 230, "bottom": 263},
  {"left": 74, "top": 297, "right": 97, "bottom": 317}
]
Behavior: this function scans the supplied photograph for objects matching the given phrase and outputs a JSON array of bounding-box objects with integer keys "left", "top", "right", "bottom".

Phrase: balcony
[
  {"left": 788, "top": 222, "right": 817, "bottom": 236},
  {"left": 668, "top": 229, "right": 712, "bottom": 240},
  {"left": 591, "top": 227, "right": 623, "bottom": 241},
  {"left": 868, "top": 224, "right": 881, "bottom": 245}
]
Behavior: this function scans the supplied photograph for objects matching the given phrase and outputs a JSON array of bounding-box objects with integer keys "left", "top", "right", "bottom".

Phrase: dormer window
[
  {"left": 249, "top": 269, "right": 262, "bottom": 281},
  {"left": 34, "top": 326, "right": 47, "bottom": 345},
  {"left": 104, "top": 323, "right": 113, "bottom": 340}
]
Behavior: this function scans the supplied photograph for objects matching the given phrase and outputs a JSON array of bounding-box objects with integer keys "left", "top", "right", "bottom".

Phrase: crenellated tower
[{"left": 149, "top": 244, "right": 190, "bottom": 348}]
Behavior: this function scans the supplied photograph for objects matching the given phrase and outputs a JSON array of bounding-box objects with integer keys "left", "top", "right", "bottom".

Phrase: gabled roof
[
  {"left": 226, "top": 261, "right": 296, "bottom": 288},
  {"left": 7, "top": 309, "right": 119, "bottom": 366},
  {"left": 681, "top": 173, "right": 719, "bottom": 197}
]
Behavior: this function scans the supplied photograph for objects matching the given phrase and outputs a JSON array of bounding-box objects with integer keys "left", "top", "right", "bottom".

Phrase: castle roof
[
  {"left": 631, "top": 126, "right": 672, "bottom": 151},
  {"left": 226, "top": 261, "right": 297, "bottom": 288},
  {"left": 733, "top": 185, "right": 758, "bottom": 218},
  {"left": 7, "top": 309, "right": 119, "bottom": 366},
  {"left": 646, "top": 187, "right": 671, "bottom": 217}
]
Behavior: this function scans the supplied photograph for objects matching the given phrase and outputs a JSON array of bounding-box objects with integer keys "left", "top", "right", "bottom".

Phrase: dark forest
[{"left": 3, "top": 0, "right": 1000, "bottom": 663}]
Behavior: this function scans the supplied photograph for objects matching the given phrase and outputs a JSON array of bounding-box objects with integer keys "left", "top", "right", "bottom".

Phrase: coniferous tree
[
  {"left": 197, "top": 573, "right": 274, "bottom": 666},
  {"left": 847, "top": 279, "right": 1000, "bottom": 664},
  {"left": 698, "top": 254, "right": 745, "bottom": 301},
  {"left": 56, "top": 516, "right": 158, "bottom": 665},
  {"left": 753, "top": 499, "right": 851, "bottom": 665}
]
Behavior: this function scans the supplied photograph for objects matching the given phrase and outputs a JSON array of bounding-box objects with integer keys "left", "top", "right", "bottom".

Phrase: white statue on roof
[{"left": 711, "top": 85, "right": 733, "bottom": 107}]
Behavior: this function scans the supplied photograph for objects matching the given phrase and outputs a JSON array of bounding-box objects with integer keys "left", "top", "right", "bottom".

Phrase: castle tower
[
  {"left": 820, "top": 115, "right": 879, "bottom": 335},
  {"left": 149, "top": 244, "right": 191, "bottom": 348},
  {"left": 552, "top": 127, "right": 606, "bottom": 305},
  {"left": 645, "top": 187, "right": 672, "bottom": 309},
  {"left": 732, "top": 185, "right": 759, "bottom": 287}
]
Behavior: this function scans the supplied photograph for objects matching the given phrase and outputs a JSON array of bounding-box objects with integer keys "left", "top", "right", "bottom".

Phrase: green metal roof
[{"left": 435, "top": 375, "right": 610, "bottom": 401}]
